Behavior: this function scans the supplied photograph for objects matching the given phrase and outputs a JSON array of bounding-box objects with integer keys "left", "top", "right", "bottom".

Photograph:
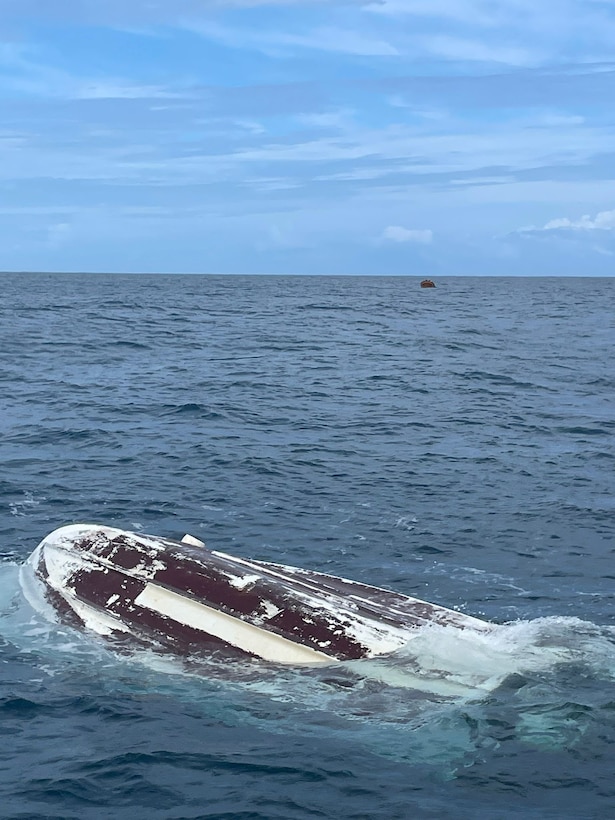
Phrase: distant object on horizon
[{"left": 420, "top": 279, "right": 436, "bottom": 288}]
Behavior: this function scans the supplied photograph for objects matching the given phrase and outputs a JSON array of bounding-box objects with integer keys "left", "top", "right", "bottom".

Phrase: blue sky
[{"left": 1, "top": 0, "right": 615, "bottom": 275}]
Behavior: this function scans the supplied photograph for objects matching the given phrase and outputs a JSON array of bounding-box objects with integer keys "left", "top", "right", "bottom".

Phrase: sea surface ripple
[{"left": 1, "top": 272, "right": 615, "bottom": 819}]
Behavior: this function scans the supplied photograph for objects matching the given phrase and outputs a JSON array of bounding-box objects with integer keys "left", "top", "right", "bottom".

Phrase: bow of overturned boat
[{"left": 22, "top": 524, "right": 491, "bottom": 666}]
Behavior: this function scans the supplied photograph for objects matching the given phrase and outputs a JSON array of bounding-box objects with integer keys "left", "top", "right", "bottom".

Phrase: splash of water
[{"left": 4, "top": 560, "right": 615, "bottom": 767}]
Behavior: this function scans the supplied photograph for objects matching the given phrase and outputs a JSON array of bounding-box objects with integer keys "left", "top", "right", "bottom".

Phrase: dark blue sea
[{"left": 1, "top": 272, "right": 614, "bottom": 819}]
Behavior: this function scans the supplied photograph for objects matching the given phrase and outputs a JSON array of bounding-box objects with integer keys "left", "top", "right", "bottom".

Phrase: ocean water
[{"left": 1, "top": 271, "right": 614, "bottom": 819}]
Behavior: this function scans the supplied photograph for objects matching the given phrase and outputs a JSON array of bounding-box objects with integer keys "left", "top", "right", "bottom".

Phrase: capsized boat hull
[{"left": 24, "top": 525, "right": 490, "bottom": 665}]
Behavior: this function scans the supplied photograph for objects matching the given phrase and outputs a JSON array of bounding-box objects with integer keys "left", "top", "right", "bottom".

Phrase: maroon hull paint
[{"left": 27, "top": 525, "right": 490, "bottom": 664}]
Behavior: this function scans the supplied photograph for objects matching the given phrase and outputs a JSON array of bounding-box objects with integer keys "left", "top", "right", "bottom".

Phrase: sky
[{"left": 1, "top": 0, "right": 615, "bottom": 275}]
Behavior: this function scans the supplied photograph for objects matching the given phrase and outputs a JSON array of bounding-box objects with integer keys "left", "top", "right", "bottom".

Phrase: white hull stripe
[{"left": 134, "top": 582, "right": 337, "bottom": 666}]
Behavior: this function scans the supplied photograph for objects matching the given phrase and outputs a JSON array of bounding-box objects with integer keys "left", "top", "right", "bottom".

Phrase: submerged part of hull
[{"left": 24, "top": 524, "right": 490, "bottom": 665}]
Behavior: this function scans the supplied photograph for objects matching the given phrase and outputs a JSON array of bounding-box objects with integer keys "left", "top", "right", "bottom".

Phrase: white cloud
[
  {"left": 296, "top": 108, "right": 355, "bottom": 130},
  {"left": 1, "top": 110, "right": 611, "bottom": 202},
  {"left": 227, "top": 115, "right": 612, "bottom": 182},
  {"left": 520, "top": 208, "right": 615, "bottom": 234},
  {"left": 0, "top": 45, "right": 186, "bottom": 100},
  {"left": 543, "top": 209, "right": 615, "bottom": 230},
  {"left": 365, "top": 0, "right": 498, "bottom": 22},
  {"left": 366, "top": 0, "right": 615, "bottom": 66},
  {"left": 183, "top": 20, "right": 399, "bottom": 56},
  {"left": 234, "top": 119, "right": 266, "bottom": 135},
  {"left": 76, "top": 82, "right": 185, "bottom": 100},
  {"left": 382, "top": 225, "right": 433, "bottom": 243},
  {"left": 417, "top": 34, "right": 541, "bottom": 66},
  {"left": 47, "top": 221, "right": 71, "bottom": 248}
]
